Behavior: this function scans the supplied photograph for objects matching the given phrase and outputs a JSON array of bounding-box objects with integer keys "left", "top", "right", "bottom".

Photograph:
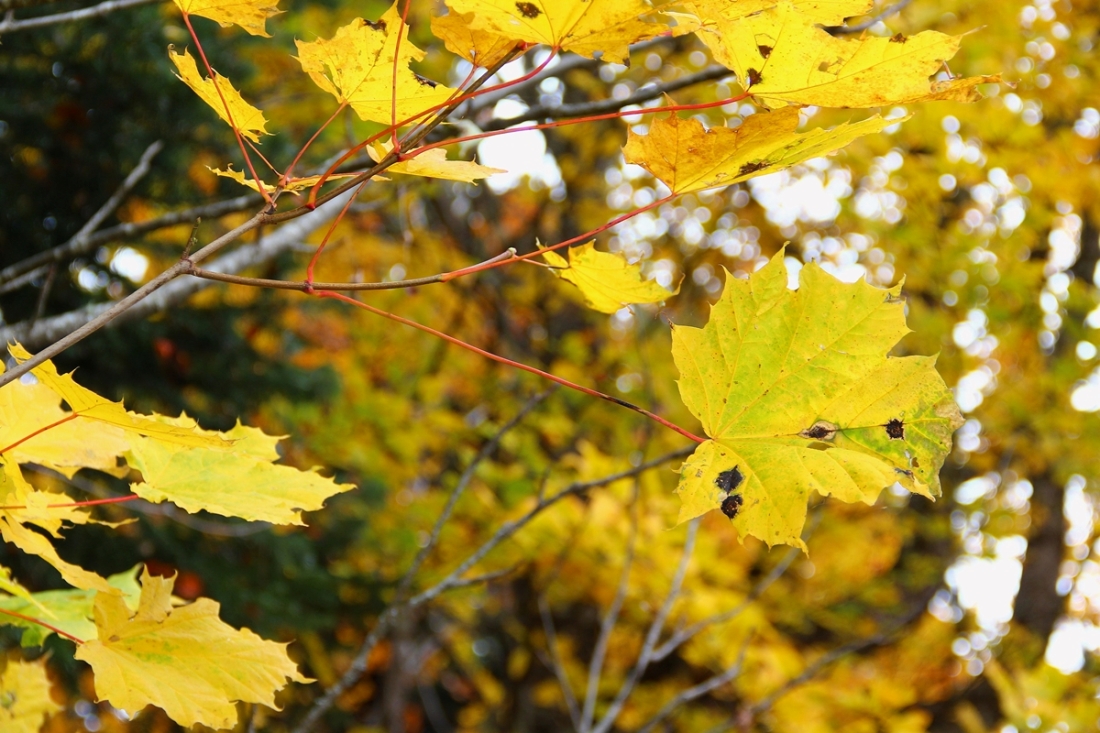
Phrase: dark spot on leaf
[
  {"left": 720, "top": 493, "right": 743, "bottom": 520},
  {"left": 715, "top": 466, "right": 744, "bottom": 494},
  {"left": 885, "top": 418, "right": 905, "bottom": 439},
  {"left": 364, "top": 18, "right": 386, "bottom": 31},
  {"left": 739, "top": 160, "right": 769, "bottom": 176},
  {"left": 746, "top": 68, "right": 763, "bottom": 86},
  {"left": 516, "top": 1, "right": 541, "bottom": 18},
  {"left": 890, "top": 33, "right": 907, "bottom": 43},
  {"left": 758, "top": 44, "right": 773, "bottom": 59},
  {"left": 911, "top": 457, "right": 921, "bottom": 468},
  {"left": 894, "top": 467, "right": 914, "bottom": 479},
  {"left": 414, "top": 73, "right": 438, "bottom": 88},
  {"left": 799, "top": 420, "right": 837, "bottom": 442}
]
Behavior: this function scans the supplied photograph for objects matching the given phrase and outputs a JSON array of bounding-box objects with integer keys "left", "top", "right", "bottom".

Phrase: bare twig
[
  {"left": 539, "top": 595, "right": 583, "bottom": 729},
  {"left": 0, "top": 0, "right": 157, "bottom": 34},
  {"left": 829, "top": 0, "right": 915, "bottom": 34},
  {"left": 588, "top": 518, "right": 701, "bottom": 733},
  {"left": 290, "top": 446, "right": 693, "bottom": 733},
  {"left": 637, "top": 633, "right": 753, "bottom": 733}
]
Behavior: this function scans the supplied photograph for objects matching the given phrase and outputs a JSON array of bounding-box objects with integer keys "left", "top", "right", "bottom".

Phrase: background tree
[{"left": 1, "top": 0, "right": 1098, "bottom": 732}]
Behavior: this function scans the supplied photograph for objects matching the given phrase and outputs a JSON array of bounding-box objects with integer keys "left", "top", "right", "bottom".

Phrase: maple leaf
[
  {"left": 672, "top": 251, "right": 963, "bottom": 549},
  {"left": 540, "top": 241, "right": 680, "bottom": 313},
  {"left": 432, "top": 10, "right": 521, "bottom": 68},
  {"left": 125, "top": 420, "right": 354, "bottom": 525},
  {"left": 170, "top": 47, "right": 270, "bottom": 143},
  {"left": 75, "top": 568, "right": 310, "bottom": 730},
  {"left": 171, "top": 0, "right": 282, "bottom": 37},
  {"left": 683, "top": 1, "right": 997, "bottom": 107},
  {"left": 623, "top": 107, "right": 900, "bottom": 195},
  {"left": 445, "top": 0, "right": 666, "bottom": 64},
  {"left": 296, "top": 6, "right": 457, "bottom": 124},
  {"left": 368, "top": 141, "right": 505, "bottom": 182},
  {"left": 0, "top": 566, "right": 141, "bottom": 647},
  {"left": 209, "top": 164, "right": 357, "bottom": 193},
  {"left": 0, "top": 659, "right": 60, "bottom": 733}
]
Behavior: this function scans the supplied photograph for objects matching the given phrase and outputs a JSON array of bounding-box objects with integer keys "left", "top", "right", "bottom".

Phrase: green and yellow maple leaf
[
  {"left": 296, "top": 6, "right": 457, "bottom": 124},
  {"left": 172, "top": 0, "right": 281, "bottom": 37},
  {"left": 682, "top": 1, "right": 996, "bottom": 107},
  {"left": 445, "top": 0, "right": 666, "bottom": 64},
  {"left": 540, "top": 241, "right": 679, "bottom": 313},
  {"left": 125, "top": 419, "right": 354, "bottom": 525},
  {"left": 623, "top": 107, "right": 900, "bottom": 195},
  {"left": 0, "top": 566, "right": 141, "bottom": 647},
  {"left": 0, "top": 659, "right": 60, "bottom": 733},
  {"left": 672, "top": 251, "right": 963, "bottom": 548},
  {"left": 170, "top": 47, "right": 270, "bottom": 143},
  {"left": 75, "top": 568, "right": 310, "bottom": 730},
  {"left": 368, "top": 141, "right": 505, "bottom": 182}
]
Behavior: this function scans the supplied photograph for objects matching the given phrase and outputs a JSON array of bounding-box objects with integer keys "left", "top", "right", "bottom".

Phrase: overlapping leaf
[
  {"left": 296, "top": 6, "right": 456, "bottom": 124},
  {"left": 681, "top": 1, "right": 996, "bottom": 107},
  {"left": 209, "top": 165, "right": 357, "bottom": 193},
  {"left": 172, "top": 0, "right": 281, "bottom": 37},
  {"left": 170, "top": 48, "right": 270, "bottom": 142},
  {"left": 432, "top": 10, "right": 521, "bottom": 68},
  {"left": 75, "top": 569, "right": 310, "bottom": 730},
  {"left": 623, "top": 107, "right": 899, "bottom": 195},
  {"left": 672, "top": 251, "right": 962, "bottom": 548},
  {"left": 540, "top": 241, "right": 679, "bottom": 313},
  {"left": 445, "top": 0, "right": 666, "bottom": 64}
]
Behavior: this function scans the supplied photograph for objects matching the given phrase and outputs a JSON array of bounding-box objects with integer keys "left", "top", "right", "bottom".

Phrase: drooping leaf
[
  {"left": 209, "top": 165, "right": 356, "bottom": 193},
  {"left": 75, "top": 568, "right": 310, "bottom": 730},
  {"left": 169, "top": 47, "right": 270, "bottom": 142},
  {"left": 540, "top": 241, "right": 680, "bottom": 313},
  {"left": 172, "top": 0, "right": 281, "bottom": 37},
  {"left": 445, "top": 0, "right": 666, "bottom": 64},
  {"left": 682, "top": 1, "right": 997, "bottom": 107},
  {"left": 124, "top": 419, "right": 354, "bottom": 525},
  {"left": 623, "top": 107, "right": 900, "bottom": 195},
  {"left": 672, "top": 251, "right": 963, "bottom": 548},
  {"left": 7, "top": 344, "right": 231, "bottom": 450},
  {"left": 432, "top": 10, "right": 521, "bottom": 68},
  {"left": 0, "top": 566, "right": 142, "bottom": 647},
  {"left": 296, "top": 6, "right": 457, "bottom": 124},
  {"left": 369, "top": 141, "right": 506, "bottom": 182},
  {"left": 0, "top": 659, "right": 60, "bottom": 733}
]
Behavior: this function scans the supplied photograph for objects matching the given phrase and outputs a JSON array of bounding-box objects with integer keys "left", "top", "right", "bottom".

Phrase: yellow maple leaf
[
  {"left": 540, "top": 241, "right": 679, "bottom": 313},
  {"left": 623, "top": 107, "right": 900, "bottom": 195},
  {"left": 209, "top": 164, "right": 356, "bottom": 193},
  {"left": 124, "top": 419, "right": 354, "bottom": 525},
  {"left": 296, "top": 6, "right": 457, "bottom": 124},
  {"left": 368, "top": 141, "right": 505, "bottom": 182},
  {"left": 683, "top": 1, "right": 997, "bottom": 107},
  {"left": 169, "top": 47, "right": 270, "bottom": 142},
  {"left": 171, "top": 0, "right": 281, "bottom": 37},
  {"left": 445, "top": 0, "right": 667, "bottom": 64},
  {"left": 672, "top": 251, "right": 963, "bottom": 548},
  {"left": 0, "top": 659, "right": 61, "bottom": 733},
  {"left": 0, "top": 363, "right": 128, "bottom": 478},
  {"left": 8, "top": 344, "right": 231, "bottom": 450},
  {"left": 432, "top": 10, "right": 521, "bottom": 68},
  {"left": 75, "top": 568, "right": 310, "bottom": 730}
]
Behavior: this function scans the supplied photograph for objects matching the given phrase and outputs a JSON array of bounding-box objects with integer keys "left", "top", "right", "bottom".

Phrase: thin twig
[
  {"left": 588, "top": 518, "right": 701, "bottom": 733},
  {"left": 539, "top": 595, "right": 583, "bottom": 730},
  {"left": 637, "top": 633, "right": 753, "bottom": 733},
  {"left": 289, "top": 446, "right": 693, "bottom": 733},
  {"left": 581, "top": 478, "right": 640, "bottom": 731},
  {"left": 0, "top": 0, "right": 157, "bottom": 34}
]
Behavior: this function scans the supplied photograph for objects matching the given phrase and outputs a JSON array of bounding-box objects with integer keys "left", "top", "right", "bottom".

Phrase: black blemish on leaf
[
  {"left": 720, "top": 493, "right": 743, "bottom": 520},
  {"left": 739, "top": 160, "right": 769, "bottom": 176},
  {"left": 746, "top": 68, "right": 763, "bottom": 86},
  {"left": 715, "top": 466, "right": 744, "bottom": 494},
  {"left": 414, "top": 73, "right": 438, "bottom": 88},
  {"left": 516, "top": 1, "right": 541, "bottom": 18},
  {"left": 799, "top": 420, "right": 837, "bottom": 442},
  {"left": 890, "top": 33, "right": 907, "bottom": 43},
  {"left": 885, "top": 418, "right": 905, "bottom": 439},
  {"left": 758, "top": 44, "right": 773, "bottom": 59},
  {"left": 894, "top": 467, "right": 914, "bottom": 479},
  {"left": 364, "top": 18, "right": 387, "bottom": 31}
]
